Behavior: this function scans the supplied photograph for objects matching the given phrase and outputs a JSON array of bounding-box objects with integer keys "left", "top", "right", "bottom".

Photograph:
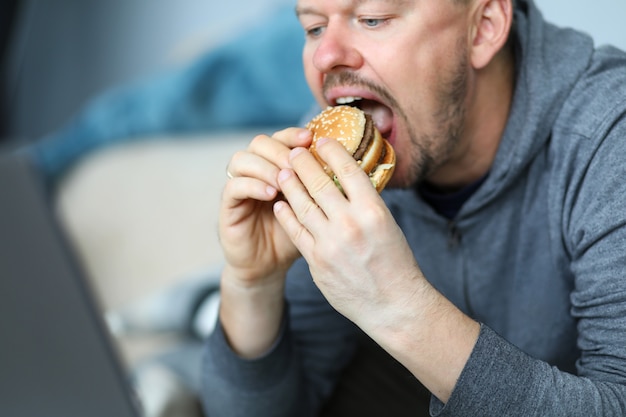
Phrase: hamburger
[{"left": 305, "top": 105, "right": 396, "bottom": 193}]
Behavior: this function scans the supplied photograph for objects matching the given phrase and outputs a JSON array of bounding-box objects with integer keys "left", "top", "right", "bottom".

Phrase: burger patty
[
  {"left": 377, "top": 140, "right": 387, "bottom": 165},
  {"left": 353, "top": 114, "right": 375, "bottom": 162}
]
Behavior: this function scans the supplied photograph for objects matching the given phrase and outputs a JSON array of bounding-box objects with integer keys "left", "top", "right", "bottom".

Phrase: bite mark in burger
[{"left": 305, "top": 105, "right": 396, "bottom": 193}]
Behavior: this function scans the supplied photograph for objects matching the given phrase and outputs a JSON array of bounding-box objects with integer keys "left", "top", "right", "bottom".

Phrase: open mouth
[{"left": 334, "top": 96, "right": 395, "bottom": 141}]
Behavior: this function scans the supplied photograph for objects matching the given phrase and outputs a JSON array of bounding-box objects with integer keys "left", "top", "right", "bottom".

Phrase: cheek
[
  {"left": 303, "top": 48, "right": 326, "bottom": 105},
  {"left": 390, "top": 41, "right": 457, "bottom": 115}
]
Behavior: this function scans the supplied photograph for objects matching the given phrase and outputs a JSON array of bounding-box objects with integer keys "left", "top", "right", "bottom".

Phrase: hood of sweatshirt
[{"left": 460, "top": 0, "right": 595, "bottom": 217}]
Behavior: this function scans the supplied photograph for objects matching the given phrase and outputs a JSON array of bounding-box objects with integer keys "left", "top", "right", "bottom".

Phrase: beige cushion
[{"left": 55, "top": 132, "right": 251, "bottom": 311}]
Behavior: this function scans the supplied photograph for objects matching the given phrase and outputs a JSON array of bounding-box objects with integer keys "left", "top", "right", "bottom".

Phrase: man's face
[{"left": 297, "top": 0, "right": 473, "bottom": 188}]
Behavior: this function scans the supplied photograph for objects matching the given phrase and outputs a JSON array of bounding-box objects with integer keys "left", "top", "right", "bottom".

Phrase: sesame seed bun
[{"left": 306, "top": 105, "right": 396, "bottom": 193}]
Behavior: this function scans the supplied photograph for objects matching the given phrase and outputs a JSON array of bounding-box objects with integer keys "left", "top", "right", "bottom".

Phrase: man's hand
[
  {"left": 273, "top": 137, "right": 480, "bottom": 403},
  {"left": 272, "top": 137, "right": 419, "bottom": 332},
  {"left": 218, "top": 127, "right": 312, "bottom": 358}
]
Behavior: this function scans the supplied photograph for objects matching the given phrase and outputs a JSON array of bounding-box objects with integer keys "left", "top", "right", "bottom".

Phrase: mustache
[{"left": 322, "top": 72, "right": 399, "bottom": 110}]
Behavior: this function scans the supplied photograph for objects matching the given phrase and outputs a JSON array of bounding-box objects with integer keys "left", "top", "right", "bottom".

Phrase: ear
[{"left": 469, "top": 0, "right": 513, "bottom": 69}]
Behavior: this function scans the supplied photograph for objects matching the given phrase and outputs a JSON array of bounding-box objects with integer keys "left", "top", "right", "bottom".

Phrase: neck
[{"left": 428, "top": 45, "right": 515, "bottom": 190}]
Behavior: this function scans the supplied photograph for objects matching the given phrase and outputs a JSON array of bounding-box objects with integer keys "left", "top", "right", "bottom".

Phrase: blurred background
[
  {"left": 1, "top": 0, "right": 626, "bottom": 145},
  {"left": 0, "top": 0, "right": 296, "bottom": 143}
]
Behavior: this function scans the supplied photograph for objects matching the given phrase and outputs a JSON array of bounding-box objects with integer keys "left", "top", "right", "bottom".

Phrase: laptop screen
[{"left": 0, "top": 153, "right": 142, "bottom": 417}]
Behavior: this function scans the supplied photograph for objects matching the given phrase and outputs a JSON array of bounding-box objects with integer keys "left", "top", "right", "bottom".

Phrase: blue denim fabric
[{"left": 23, "top": 6, "right": 315, "bottom": 186}]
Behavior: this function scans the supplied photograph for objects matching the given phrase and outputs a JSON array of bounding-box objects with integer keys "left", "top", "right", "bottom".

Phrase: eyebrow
[{"left": 295, "top": 0, "right": 410, "bottom": 18}]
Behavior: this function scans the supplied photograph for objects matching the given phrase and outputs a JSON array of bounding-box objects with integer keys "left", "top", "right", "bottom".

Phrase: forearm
[
  {"left": 219, "top": 264, "right": 287, "bottom": 358},
  {"left": 361, "top": 278, "right": 480, "bottom": 403}
]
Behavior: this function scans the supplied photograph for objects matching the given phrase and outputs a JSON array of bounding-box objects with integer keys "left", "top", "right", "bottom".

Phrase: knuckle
[
  {"left": 340, "top": 218, "right": 366, "bottom": 244},
  {"left": 291, "top": 224, "right": 308, "bottom": 247},
  {"left": 361, "top": 203, "right": 388, "bottom": 226},
  {"left": 230, "top": 150, "right": 247, "bottom": 166},
  {"left": 309, "top": 173, "right": 334, "bottom": 195},
  {"left": 271, "top": 127, "right": 290, "bottom": 137},
  {"left": 338, "top": 159, "right": 363, "bottom": 179},
  {"left": 248, "top": 134, "right": 269, "bottom": 149},
  {"left": 270, "top": 127, "right": 300, "bottom": 146},
  {"left": 298, "top": 199, "right": 320, "bottom": 223}
]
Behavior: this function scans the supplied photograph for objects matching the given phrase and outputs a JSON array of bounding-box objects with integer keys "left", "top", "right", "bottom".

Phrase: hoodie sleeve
[
  {"left": 201, "top": 258, "right": 359, "bottom": 417},
  {"left": 201, "top": 310, "right": 310, "bottom": 417},
  {"left": 430, "top": 324, "right": 626, "bottom": 417}
]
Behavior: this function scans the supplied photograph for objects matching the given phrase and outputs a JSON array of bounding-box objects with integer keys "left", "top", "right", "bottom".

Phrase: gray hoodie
[{"left": 202, "top": 0, "right": 626, "bottom": 415}]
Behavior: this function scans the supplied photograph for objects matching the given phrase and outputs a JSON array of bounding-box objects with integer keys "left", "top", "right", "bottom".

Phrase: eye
[
  {"left": 360, "top": 18, "right": 388, "bottom": 28},
  {"left": 307, "top": 26, "right": 325, "bottom": 37},
  {"left": 304, "top": 26, "right": 324, "bottom": 38}
]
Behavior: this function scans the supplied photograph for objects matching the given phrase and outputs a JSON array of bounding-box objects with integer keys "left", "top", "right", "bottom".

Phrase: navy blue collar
[{"left": 417, "top": 174, "right": 488, "bottom": 220}]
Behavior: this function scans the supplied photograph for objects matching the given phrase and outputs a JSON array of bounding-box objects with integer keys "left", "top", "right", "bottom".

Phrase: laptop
[{"left": 0, "top": 151, "right": 143, "bottom": 417}]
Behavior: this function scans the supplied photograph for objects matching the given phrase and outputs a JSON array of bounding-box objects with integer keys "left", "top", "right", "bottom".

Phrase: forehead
[{"left": 296, "top": 0, "right": 413, "bottom": 13}]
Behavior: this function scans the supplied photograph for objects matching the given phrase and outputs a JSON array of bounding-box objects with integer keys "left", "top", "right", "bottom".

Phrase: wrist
[
  {"left": 221, "top": 262, "right": 288, "bottom": 289},
  {"left": 219, "top": 266, "right": 287, "bottom": 358},
  {"left": 363, "top": 277, "right": 479, "bottom": 403}
]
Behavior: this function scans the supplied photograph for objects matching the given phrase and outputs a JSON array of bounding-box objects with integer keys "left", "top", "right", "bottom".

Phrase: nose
[{"left": 312, "top": 24, "right": 363, "bottom": 73}]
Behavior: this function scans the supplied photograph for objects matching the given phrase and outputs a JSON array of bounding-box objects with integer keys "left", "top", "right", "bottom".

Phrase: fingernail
[
  {"left": 298, "top": 129, "right": 312, "bottom": 140},
  {"left": 290, "top": 147, "right": 306, "bottom": 158},
  {"left": 278, "top": 169, "right": 292, "bottom": 182},
  {"left": 316, "top": 137, "right": 330, "bottom": 146},
  {"left": 273, "top": 200, "right": 286, "bottom": 213}
]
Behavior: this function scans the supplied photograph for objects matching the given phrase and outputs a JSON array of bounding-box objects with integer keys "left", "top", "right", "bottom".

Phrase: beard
[{"left": 404, "top": 40, "right": 469, "bottom": 187}]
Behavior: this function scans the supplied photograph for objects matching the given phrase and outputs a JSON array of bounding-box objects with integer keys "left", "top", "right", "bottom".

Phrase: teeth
[{"left": 336, "top": 96, "right": 363, "bottom": 105}]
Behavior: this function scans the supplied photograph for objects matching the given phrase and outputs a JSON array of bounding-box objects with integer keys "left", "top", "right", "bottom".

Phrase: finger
[
  {"left": 250, "top": 129, "right": 313, "bottom": 169},
  {"left": 228, "top": 129, "right": 312, "bottom": 187},
  {"left": 273, "top": 199, "right": 315, "bottom": 254},
  {"left": 271, "top": 127, "right": 313, "bottom": 148},
  {"left": 227, "top": 147, "right": 285, "bottom": 189},
  {"left": 314, "top": 137, "right": 375, "bottom": 201},
  {"left": 247, "top": 134, "right": 291, "bottom": 172},
  {"left": 222, "top": 176, "right": 278, "bottom": 209},
  {"left": 286, "top": 145, "right": 347, "bottom": 216},
  {"left": 277, "top": 167, "right": 329, "bottom": 232}
]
